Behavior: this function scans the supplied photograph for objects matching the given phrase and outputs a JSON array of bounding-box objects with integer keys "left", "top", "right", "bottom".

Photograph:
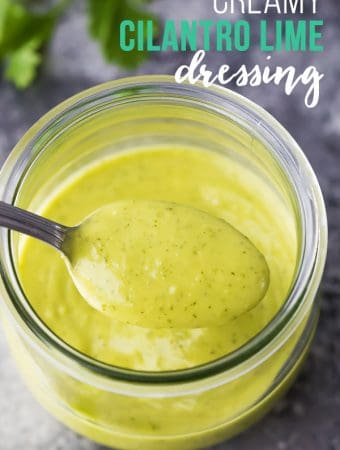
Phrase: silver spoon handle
[{"left": 0, "top": 201, "right": 68, "bottom": 250}]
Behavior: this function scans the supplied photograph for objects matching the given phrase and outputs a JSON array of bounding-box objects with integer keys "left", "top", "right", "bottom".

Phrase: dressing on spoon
[{"left": 0, "top": 200, "right": 269, "bottom": 328}]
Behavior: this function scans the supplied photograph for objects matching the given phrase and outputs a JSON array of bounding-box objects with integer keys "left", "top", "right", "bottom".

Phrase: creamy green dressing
[
  {"left": 18, "top": 147, "right": 296, "bottom": 371},
  {"left": 64, "top": 201, "right": 269, "bottom": 328}
]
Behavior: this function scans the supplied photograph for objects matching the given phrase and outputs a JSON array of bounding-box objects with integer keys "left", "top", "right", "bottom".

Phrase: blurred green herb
[
  {"left": 0, "top": 0, "right": 157, "bottom": 88},
  {"left": 88, "top": 0, "right": 157, "bottom": 69}
]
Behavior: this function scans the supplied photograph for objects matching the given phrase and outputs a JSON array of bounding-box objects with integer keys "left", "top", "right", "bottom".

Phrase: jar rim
[{"left": 0, "top": 76, "right": 328, "bottom": 387}]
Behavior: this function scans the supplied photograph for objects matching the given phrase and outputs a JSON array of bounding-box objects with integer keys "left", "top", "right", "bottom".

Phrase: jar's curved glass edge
[{"left": 0, "top": 76, "right": 328, "bottom": 390}]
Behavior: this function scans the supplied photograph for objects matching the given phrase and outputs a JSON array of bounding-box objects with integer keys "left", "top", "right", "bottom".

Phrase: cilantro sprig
[
  {"left": 0, "top": 0, "right": 157, "bottom": 88},
  {"left": 88, "top": 0, "right": 157, "bottom": 69}
]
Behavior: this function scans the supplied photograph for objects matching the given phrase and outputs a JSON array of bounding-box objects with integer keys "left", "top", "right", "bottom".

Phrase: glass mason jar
[{"left": 0, "top": 76, "right": 327, "bottom": 450}]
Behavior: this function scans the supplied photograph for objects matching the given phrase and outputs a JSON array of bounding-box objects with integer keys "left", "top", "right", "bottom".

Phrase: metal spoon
[
  {"left": 0, "top": 201, "right": 68, "bottom": 251},
  {"left": 0, "top": 200, "right": 270, "bottom": 328}
]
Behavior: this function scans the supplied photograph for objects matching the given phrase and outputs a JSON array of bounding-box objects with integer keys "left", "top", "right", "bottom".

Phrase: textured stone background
[{"left": 0, "top": 1, "right": 339, "bottom": 449}]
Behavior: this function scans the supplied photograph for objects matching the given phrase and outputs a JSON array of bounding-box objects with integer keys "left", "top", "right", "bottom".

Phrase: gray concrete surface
[{"left": 0, "top": 1, "right": 339, "bottom": 449}]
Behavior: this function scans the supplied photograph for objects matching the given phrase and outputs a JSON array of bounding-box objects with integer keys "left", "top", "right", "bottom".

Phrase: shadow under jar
[{"left": 0, "top": 76, "right": 327, "bottom": 450}]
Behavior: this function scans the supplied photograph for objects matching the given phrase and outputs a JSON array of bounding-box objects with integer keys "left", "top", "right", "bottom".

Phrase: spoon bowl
[{"left": 0, "top": 200, "right": 270, "bottom": 328}]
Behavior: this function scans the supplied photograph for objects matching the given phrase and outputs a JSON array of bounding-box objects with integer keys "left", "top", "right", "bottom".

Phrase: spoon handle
[{"left": 0, "top": 201, "right": 68, "bottom": 250}]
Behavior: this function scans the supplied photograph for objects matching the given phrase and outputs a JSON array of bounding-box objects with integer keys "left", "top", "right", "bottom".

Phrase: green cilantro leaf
[
  {"left": 4, "top": 38, "right": 41, "bottom": 88},
  {"left": 0, "top": 0, "right": 159, "bottom": 88},
  {"left": 88, "top": 0, "right": 158, "bottom": 69},
  {"left": 0, "top": 0, "right": 68, "bottom": 88}
]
